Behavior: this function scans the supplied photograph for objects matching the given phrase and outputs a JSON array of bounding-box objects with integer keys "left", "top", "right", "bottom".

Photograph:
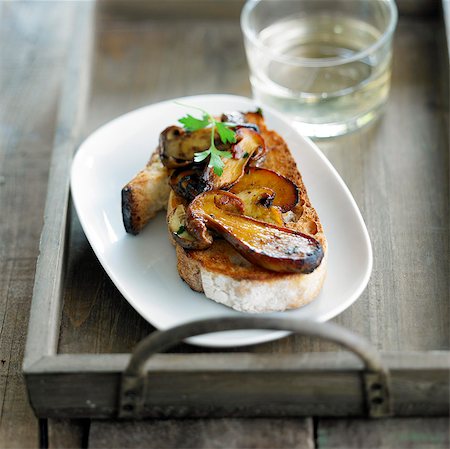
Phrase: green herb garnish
[
  {"left": 176, "top": 225, "right": 186, "bottom": 235},
  {"left": 243, "top": 152, "right": 249, "bottom": 158},
  {"left": 176, "top": 102, "right": 236, "bottom": 176}
]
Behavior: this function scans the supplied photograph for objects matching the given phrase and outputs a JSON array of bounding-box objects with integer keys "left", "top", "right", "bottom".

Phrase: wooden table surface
[{"left": 1, "top": 1, "right": 449, "bottom": 448}]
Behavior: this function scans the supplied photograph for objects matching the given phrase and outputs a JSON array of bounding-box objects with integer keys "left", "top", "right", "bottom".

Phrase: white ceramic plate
[{"left": 71, "top": 94, "right": 372, "bottom": 347}]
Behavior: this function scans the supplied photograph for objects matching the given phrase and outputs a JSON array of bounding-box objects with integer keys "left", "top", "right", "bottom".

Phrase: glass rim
[{"left": 240, "top": 0, "right": 398, "bottom": 68}]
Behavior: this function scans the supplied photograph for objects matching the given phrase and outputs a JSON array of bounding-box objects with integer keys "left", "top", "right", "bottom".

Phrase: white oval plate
[{"left": 71, "top": 94, "right": 372, "bottom": 347}]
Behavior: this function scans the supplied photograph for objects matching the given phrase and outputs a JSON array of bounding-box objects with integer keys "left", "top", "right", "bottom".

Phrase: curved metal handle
[
  {"left": 126, "top": 317, "right": 381, "bottom": 375},
  {"left": 120, "top": 317, "right": 391, "bottom": 418}
]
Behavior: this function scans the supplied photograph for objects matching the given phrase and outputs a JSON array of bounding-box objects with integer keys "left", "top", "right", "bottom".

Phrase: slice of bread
[
  {"left": 167, "top": 113, "right": 327, "bottom": 313},
  {"left": 122, "top": 150, "right": 171, "bottom": 235}
]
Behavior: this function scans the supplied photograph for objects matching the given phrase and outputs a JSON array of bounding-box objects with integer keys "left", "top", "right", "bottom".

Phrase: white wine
[{"left": 247, "top": 14, "right": 392, "bottom": 137}]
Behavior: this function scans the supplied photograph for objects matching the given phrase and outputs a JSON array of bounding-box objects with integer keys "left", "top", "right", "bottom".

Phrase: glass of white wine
[{"left": 241, "top": 0, "right": 398, "bottom": 138}]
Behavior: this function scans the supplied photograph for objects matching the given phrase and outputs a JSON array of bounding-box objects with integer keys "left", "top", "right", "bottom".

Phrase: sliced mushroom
[
  {"left": 186, "top": 191, "right": 323, "bottom": 274},
  {"left": 230, "top": 167, "right": 299, "bottom": 212},
  {"left": 234, "top": 187, "right": 284, "bottom": 226},
  {"left": 159, "top": 126, "right": 212, "bottom": 168},
  {"left": 168, "top": 204, "right": 212, "bottom": 250},
  {"left": 202, "top": 127, "right": 266, "bottom": 191},
  {"left": 221, "top": 111, "right": 260, "bottom": 133},
  {"left": 169, "top": 164, "right": 210, "bottom": 202}
]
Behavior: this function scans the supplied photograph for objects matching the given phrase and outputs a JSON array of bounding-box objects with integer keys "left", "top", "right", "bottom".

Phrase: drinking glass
[{"left": 241, "top": 0, "right": 398, "bottom": 138}]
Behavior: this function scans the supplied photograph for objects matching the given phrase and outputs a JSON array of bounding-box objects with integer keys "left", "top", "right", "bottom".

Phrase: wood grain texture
[
  {"left": 99, "top": 0, "right": 441, "bottom": 20},
  {"left": 24, "top": 0, "right": 94, "bottom": 370},
  {"left": 100, "top": 0, "right": 246, "bottom": 20},
  {"left": 48, "top": 418, "right": 89, "bottom": 449},
  {"left": 317, "top": 418, "right": 450, "bottom": 449},
  {"left": 0, "top": 2, "right": 76, "bottom": 447},
  {"left": 25, "top": 352, "right": 449, "bottom": 418},
  {"left": 88, "top": 418, "right": 314, "bottom": 449}
]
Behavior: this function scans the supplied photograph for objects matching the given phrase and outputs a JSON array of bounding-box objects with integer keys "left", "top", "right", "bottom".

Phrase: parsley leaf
[
  {"left": 201, "top": 145, "right": 232, "bottom": 177},
  {"left": 216, "top": 122, "right": 236, "bottom": 144},
  {"left": 176, "top": 225, "right": 186, "bottom": 235},
  {"left": 220, "top": 150, "right": 232, "bottom": 159},
  {"left": 176, "top": 102, "right": 237, "bottom": 177},
  {"left": 209, "top": 152, "right": 224, "bottom": 176},
  {"left": 178, "top": 114, "right": 209, "bottom": 132},
  {"left": 193, "top": 149, "right": 211, "bottom": 163}
]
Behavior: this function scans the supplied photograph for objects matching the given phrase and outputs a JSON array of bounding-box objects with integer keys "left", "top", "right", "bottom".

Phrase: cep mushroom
[
  {"left": 169, "top": 164, "right": 210, "bottom": 202},
  {"left": 159, "top": 126, "right": 212, "bottom": 168},
  {"left": 221, "top": 111, "right": 260, "bottom": 133},
  {"left": 233, "top": 187, "right": 284, "bottom": 226},
  {"left": 230, "top": 167, "right": 299, "bottom": 212},
  {"left": 186, "top": 191, "right": 323, "bottom": 274},
  {"left": 202, "top": 127, "right": 266, "bottom": 191},
  {"left": 168, "top": 204, "right": 212, "bottom": 250}
]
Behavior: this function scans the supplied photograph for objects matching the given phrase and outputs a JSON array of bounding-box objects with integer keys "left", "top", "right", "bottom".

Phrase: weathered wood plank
[
  {"left": 99, "top": 0, "right": 440, "bottom": 20},
  {"left": 100, "top": 0, "right": 246, "bottom": 20},
  {"left": 25, "top": 352, "right": 449, "bottom": 418},
  {"left": 0, "top": 2, "right": 77, "bottom": 447},
  {"left": 23, "top": 0, "right": 95, "bottom": 370},
  {"left": 317, "top": 418, "right": 450, "bottom": 449},
  {"left": 88, "top": 418, "right": 314, "bottom": 449},
  {"left": 48, "top": 418, "right": 89, "bottom": 449}
]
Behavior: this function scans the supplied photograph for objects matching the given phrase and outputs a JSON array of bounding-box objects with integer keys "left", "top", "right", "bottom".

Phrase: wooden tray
[{"left": 23, "top": 1, "right": 449, "bottom": 420}]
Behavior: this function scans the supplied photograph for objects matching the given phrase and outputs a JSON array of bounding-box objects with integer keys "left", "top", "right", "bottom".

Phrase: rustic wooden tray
[{"left": 23, "top": 1, "right": 449, "bottom": 420}]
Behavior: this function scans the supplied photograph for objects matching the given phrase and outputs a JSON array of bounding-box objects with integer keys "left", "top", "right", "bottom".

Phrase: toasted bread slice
[
  {"left": 167, "top": 113, "right": 327, "bottom": 313},
  {"left": 122, "top": 150, "right": 171, "bottom": 235}
]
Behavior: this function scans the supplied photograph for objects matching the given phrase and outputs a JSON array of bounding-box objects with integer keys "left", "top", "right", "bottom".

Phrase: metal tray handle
[{"left": 119, "top": 317, "right": 391, "bottom": 419}]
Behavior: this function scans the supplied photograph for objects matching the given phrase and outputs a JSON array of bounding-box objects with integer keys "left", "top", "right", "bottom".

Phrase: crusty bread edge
[
  {"left": 176, "top": 242, "right": 327, "bottom": 313},
  {"left": 122, "top": 150, "right": 170, "bottom": 235}
]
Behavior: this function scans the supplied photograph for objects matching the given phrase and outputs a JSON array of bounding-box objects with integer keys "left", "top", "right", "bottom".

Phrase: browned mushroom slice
[
  {"left": 186, "top": 191, "right": 323, "bottom": 274},
  {"left": 221, "top": 111, "right": 260, "bottom": 133},
  {"left": 234, "top": 187, "right": 284, "bottom": 226},
  {"left": 169, "top": 165, "right": 210, "bottom": 202},
  {"left": 230, "top": 167, "right": 299, "bottom": 212},
  {"left": 202, "top": 128, "right": 266, "bottom": 191},
  {"left": 159, "top": 126, "right": 212, "bottom": 168},
  {"left": 168, "top": 204, "right": 212, "bottom": 250}
]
